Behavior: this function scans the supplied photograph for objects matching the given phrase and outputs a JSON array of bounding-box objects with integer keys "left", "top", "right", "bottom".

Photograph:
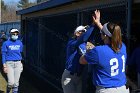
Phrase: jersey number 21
[{"left": 110, "top": 55, "right": 125, "bottom": 76}]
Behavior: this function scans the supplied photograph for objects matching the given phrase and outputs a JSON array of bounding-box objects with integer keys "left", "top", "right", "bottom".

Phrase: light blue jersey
[{"left": 85, "top": 43, "right": 127, "bottom": 88}]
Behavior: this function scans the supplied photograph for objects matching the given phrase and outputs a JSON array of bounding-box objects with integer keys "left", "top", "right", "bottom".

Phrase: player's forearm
[{"left": 96, "top": 22, "right": 103, "bottom": 30}]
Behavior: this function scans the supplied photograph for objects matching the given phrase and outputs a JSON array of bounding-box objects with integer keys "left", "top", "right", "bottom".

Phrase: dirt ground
[
  {"left": 0, "top": 72, "right": 6, "bottom": 93},
  {"left": 0, "top": 70, "right": 40, "bottom": 93}
]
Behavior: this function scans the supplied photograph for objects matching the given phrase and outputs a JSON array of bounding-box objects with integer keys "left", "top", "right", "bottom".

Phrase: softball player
[
  {"left": 61, "top": 24, "right": 95, "bottom": 93},
  {"left": 80, "top": 10, "right": 129, "bottom": 93},
  {"left": 2, "top": 28, "right": 23, "bottom": 93}
]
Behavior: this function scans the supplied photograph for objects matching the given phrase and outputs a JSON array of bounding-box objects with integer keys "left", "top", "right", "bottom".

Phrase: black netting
[{"left": 24, "top": 2, "right": 128, "bottom": 92}]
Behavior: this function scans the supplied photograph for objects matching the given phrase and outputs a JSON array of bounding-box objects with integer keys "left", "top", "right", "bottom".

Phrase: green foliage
[
  {"left": 1, "top": 0, "right": 7, "bottom": 10},
  {"left": 17, "top": 0, "right": 36, "bottom": 9},
  {"left": 37, "top": 0, "right": 50, "bottom": 3}
]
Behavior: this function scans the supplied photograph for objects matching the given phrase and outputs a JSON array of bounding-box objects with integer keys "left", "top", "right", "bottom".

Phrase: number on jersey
[{"left": 110, "top": 55, "right": 125, "bottom": 76}]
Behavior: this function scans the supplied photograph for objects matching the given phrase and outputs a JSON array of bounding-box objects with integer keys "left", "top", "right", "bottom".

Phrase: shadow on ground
[{"left": 0, "top": 69, "right": 40, "bottom": 93}]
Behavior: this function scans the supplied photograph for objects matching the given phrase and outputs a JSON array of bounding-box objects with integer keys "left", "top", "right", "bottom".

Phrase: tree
[
  {"left": 1, "top": 0, "right": 36, "bottom": 23},
  {"left": 1, "top": 3, "right": 20, "bottom": 23},
  {"left": 37, "top": 0, "right": 50, "bottom": 3},
  {"left": 1, "top": 0, "right": 7, "bottom": 10},
  {"left": 17, "top": 0, "right": 36, "bottom": 9}
]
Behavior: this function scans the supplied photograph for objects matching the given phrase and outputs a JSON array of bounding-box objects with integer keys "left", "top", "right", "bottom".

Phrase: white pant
[
  {"left": 6, "top": 61, "right": 23, "bottom": 87},
  {"left": 61, "top": 69, "right": 82, "bottom": 93},
  {"left": 96, "top": 85, "right": 130, "bottom": 93}
]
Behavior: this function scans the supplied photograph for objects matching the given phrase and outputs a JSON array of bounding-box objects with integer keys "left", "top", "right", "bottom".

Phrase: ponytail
[{"left": 107, "top": 23, "right": 122, "bottom": 53}]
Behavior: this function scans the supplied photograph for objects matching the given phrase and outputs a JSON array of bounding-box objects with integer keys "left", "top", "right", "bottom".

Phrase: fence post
[{"left": 127, "top": 0, "right": 132, "bottom": 54}]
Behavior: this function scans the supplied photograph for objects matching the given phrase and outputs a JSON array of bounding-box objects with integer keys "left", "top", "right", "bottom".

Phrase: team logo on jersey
[
  {"left": 79, "top": 43, "right": 86, "bottom": 55},
  {"left": 9, "top": 45, "right": 20, "bottom": 50}
]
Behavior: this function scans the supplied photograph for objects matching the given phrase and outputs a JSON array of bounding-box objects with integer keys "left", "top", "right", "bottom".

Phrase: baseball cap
[
  {"left": 10, "top": 29, "right": 19, "bottom": 33},
  {"left": 74, "top": 26, "right": 87, "bottom": 33}
]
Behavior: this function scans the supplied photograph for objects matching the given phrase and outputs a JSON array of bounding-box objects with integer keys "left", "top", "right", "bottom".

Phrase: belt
[
  {"left": 96, "top": 85, "right": 126, "bottom": 89},
  {"left": 7, "top": 60, "right": 21, "bottom": 61},
  {"left": 70, "top": 72, "right": 81, "bottom": 76},
  {"left": 14, "top": 60, "right": 21, "bottom": 61},
  {"left": 65, "top": 69, "right": 81, "bottom": 76}
]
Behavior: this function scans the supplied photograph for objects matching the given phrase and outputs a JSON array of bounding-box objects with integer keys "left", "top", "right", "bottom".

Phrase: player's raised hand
[
  {"left": 93, "top": 10, "right": 100, "bottom": 25},
  {"left": 93, "top": 10, "right": 103, "bottom": 30}
]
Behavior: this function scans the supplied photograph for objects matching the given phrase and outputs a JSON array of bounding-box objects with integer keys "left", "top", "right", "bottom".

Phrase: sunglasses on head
[
  {"left": 11, "top": 33, "right": 18, "bottom": 36},
  {"left": 79, "top": 30, "right": 86, "bottom": 33}
]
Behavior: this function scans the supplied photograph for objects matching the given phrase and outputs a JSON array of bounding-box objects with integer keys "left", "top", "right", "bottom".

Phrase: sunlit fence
[{"left": 0, "top": 21, "right": 20, "bottom": 35}]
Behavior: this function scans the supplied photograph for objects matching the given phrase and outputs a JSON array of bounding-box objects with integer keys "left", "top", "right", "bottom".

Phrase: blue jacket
[
  {"left": 2, "top": 39, "right": 23, "bottom": 64},
  {"left": 65, "top": 25, "right": 94, "bottom": 74}
]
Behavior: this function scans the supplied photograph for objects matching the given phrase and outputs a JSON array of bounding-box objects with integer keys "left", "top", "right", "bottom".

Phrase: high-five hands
[
  {"left": 92, "top": 10, "right": 103, "bottom": 30},
  {"left": 93, "top": 10, "right": 100, "bottom": 24}
]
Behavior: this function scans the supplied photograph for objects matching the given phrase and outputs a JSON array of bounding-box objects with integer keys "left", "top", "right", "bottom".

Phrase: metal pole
[
  {"left": 0, "top": 0, "right": 1, "bottom": 23},
  {"left": 127, "top": 0, "right": 132, "bottom": 54}
]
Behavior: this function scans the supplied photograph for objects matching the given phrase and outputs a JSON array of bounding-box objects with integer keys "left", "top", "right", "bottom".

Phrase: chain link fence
[{"left": 23, "top": 1, "right": 129, "bottom": 93}]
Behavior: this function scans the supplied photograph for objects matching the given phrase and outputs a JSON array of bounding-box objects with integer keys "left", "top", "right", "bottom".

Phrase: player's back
[{"left": 94, "top": 43, "right": 127, "bottom": 87}]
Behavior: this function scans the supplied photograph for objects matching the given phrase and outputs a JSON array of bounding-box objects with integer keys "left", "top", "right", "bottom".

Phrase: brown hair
[{"left": 107, "top": 23, "right": 122, "bottom": 53}]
